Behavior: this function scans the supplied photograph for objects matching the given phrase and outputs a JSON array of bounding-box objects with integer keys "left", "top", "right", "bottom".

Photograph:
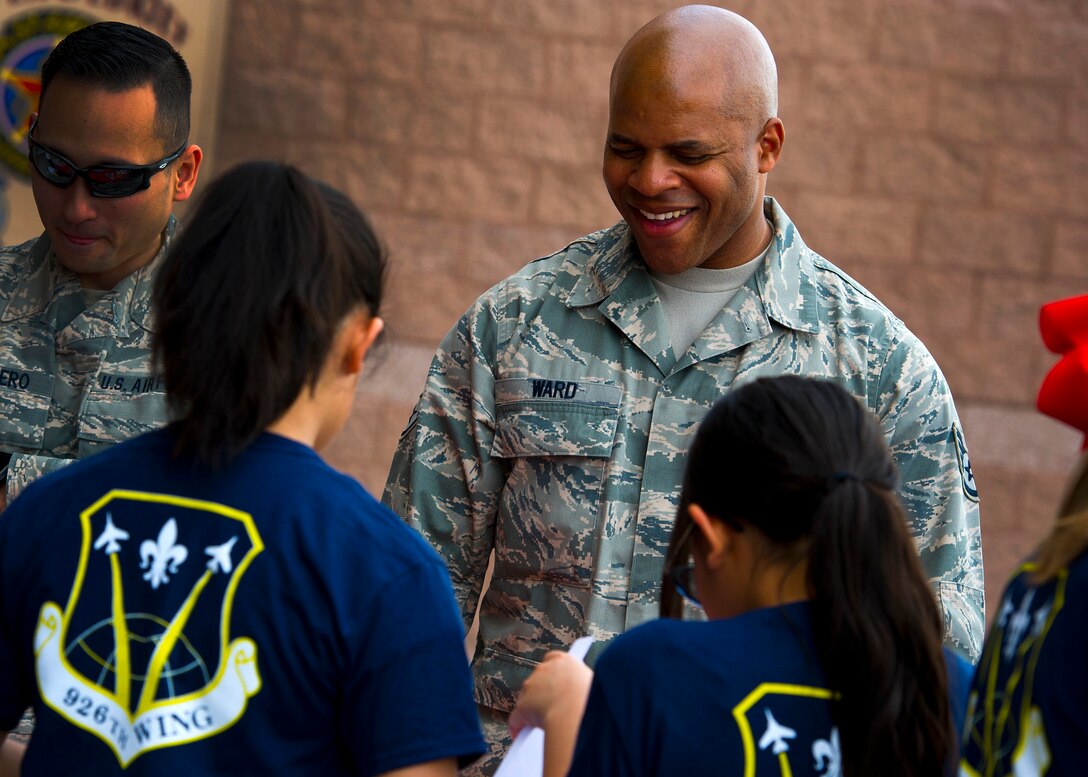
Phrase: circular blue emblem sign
[{"left": 0, "top": 10, "right": 96, "bottom": 179}]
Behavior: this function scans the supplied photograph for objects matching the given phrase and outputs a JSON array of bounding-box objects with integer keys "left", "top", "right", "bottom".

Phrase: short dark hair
[
  {"left": 40, "top": 21, "right": 191, "bottom": 148},
  {"left": 661, "top": 375, "right": 956, "bottom": 777},
  {"left": 153, "top": 161, "right": 387, "bottom": 467}
]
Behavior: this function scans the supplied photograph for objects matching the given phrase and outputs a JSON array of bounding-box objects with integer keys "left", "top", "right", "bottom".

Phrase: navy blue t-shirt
[
  {"left": 569, "top": 601, "right": 972, "bottom": 776},
  {"left": 0, "top": 429, "right": 485, "bottom": 775},
  {"left": 960, "top": 552, "right": 1088, "bottom": 776}
]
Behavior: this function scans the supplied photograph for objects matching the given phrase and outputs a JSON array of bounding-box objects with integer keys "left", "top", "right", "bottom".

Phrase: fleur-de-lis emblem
[
  {"left": 813, "top": 727, "right": 841, "bottom": 776},
  {"left": 1004, "top": 590, "right": 1035, "bottom": 660},
  {"left": 140, "top": 518, "right": 188, "bottom": 589}
]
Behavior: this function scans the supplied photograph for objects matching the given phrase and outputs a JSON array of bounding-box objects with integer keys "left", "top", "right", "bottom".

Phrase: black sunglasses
[
  {"left": 663, "top": 510, "right": 745, "bottom": 610},
  {"left": 667, "top": 562, "right": 701, "bottom": 607},
  {"left": 664, "top": 518, "right": 702, "bottom": 608},
  {"left": 27, "top": 119, "right": 186, "bottom": 198}
]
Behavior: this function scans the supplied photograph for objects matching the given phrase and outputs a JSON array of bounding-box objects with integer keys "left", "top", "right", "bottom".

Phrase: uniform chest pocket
[
  {"left": 490, "top": 379, "right": 622, "bottom": 588},
  {"left": 0, "top": 366, "right": 54, "bottom": 453},
  {"left": 77, "top": 370, "right": 167, "bottom": 456}
]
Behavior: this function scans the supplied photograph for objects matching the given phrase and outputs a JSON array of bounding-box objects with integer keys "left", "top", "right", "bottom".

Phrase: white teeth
[{"left": 639, "top": 208, "right": 691, "bottom": 221}]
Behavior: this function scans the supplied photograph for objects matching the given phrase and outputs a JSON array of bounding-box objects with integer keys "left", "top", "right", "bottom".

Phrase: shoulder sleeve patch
[{"left": 953, "top": 423, "right": 979, "bottom": 502}]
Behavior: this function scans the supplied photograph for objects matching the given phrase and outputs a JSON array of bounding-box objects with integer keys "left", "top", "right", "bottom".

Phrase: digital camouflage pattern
[
  {"left": 384, "top": 198, "right": 984, "bottom": 766},
  {"left": 0, "top": 218, "right": 174, "bottom": 501}
]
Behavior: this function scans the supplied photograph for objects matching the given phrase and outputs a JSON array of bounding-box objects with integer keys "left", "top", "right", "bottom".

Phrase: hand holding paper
[{"left": 497, "top": 636, "right": 594, "bottom": 777}]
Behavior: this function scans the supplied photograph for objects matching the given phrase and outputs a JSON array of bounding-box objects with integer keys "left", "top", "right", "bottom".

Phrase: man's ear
[
  {"left": 171, "top": 144, "right": 203, "bottom": 202},
  {"left": 342, "top": 314, "right": 384, "bottom": 376},
  {"left": 756, "top": 117, "right": 784, "bottom": 174},
  {"left": 687, "top": 503, "right": 734, "bottom": 569}
]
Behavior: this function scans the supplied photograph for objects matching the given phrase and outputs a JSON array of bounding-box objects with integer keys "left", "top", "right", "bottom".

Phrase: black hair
[
  {"left": 661, "top": 375, "right": 955, "bottom": 777},
  {"left": 153, "top": 160, "right": 386, "bottom": 468},
  {"left": 40, "top": 21, "right": 191, "bottom": 148}
]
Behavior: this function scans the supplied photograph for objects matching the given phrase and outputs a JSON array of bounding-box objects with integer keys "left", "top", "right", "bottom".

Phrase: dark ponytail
[
  {"left": 807, "top": 457, "right": 952, "bottom": 775},
  {"left": 152, "top": 161, "right": 386, "bottom": 468},
  {"left": 661, "top": 375, "right": 955, "bottom": 776}
]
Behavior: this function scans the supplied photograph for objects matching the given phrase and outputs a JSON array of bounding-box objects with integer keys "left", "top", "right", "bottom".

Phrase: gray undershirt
[
  {"left": 649, "top": 242, "right": 770, "bottom": 357},
  {"left": 81, "top": 287, "right": 112, "bottom": 308}
]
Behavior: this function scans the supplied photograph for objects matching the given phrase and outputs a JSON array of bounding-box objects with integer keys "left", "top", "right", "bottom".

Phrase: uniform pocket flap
[
  {"left": 77, "top": 370, "right": 166, "bottom": 450},
  {"left": 492, "top": 378, "right": 622, "bottom": 459},
  {"left": 472, "top": 647, "right": 539, "bottom": 714},
  {"left": 0, "top": 366, "right": 53, "bottom": 452}
]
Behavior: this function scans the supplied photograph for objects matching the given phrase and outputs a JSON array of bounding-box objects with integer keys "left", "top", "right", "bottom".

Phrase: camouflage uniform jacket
[
  {"left": 384, "top": 197, "right": 984, "bottom": 716},
  {"left": 0, "top": 218, "right": 175, "bottom": 501}
]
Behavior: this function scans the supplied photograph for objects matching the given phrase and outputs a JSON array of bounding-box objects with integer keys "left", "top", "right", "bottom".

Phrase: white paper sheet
[{"left": 493, "top": 636, "right": 595, "bottom": 777}]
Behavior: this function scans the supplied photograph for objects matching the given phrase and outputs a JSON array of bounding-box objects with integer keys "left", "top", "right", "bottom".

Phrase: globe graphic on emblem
[{"left": 66, "top": 613, "right": 212, "bottom": 705}]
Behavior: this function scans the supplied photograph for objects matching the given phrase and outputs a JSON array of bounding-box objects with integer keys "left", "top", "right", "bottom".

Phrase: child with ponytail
[
  {"left": 0, "top": 162, "right": 484, "bottom": 775},
  {"left": 511, "top": 374, "right": 970, "bottom": 776}
]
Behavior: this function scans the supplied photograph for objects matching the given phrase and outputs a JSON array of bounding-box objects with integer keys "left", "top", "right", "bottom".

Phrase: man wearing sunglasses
[{"left": 0, "top": 21, "right": 202, "bottom": 509}]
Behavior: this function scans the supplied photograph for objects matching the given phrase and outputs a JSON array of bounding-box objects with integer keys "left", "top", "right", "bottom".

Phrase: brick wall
[{"left": 216, "top": 0, "right": 1088, "bottom": 616}]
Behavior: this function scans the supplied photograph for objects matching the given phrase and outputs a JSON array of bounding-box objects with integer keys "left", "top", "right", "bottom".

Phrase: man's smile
[{"left": 638, "top": 208, "right": 692, "bottom": 221}]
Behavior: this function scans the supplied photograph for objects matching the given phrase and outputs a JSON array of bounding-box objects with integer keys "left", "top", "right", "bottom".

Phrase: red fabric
[{"left": 1038, "top": 294, "right": 1088, "bottom": 450}]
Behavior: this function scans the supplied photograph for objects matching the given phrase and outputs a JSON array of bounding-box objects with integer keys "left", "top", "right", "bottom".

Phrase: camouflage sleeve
[
  {"left": 5, "top": 453, "right": 72, "bottom": 504},
  {"left": 383, "top": 291, "right": 507, "bottom": 633},
  {"left": 875, "top": 334, "right": 984, "bottom": 662}
]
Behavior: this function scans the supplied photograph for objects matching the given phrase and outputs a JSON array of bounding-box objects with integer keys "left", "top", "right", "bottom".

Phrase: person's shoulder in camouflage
[
  {"left": 384, "top": 222, "right": 620, "bottom": 618},
  {"left": 769, "top": 200, "right": 984, "bottom": 659},
  {"left": 0, "top": 20, "right": 202, "bottom": 507},
  {"left": 0, "top": 221, "right": 179, "bottom": 502},
  {"left": 0, "top": 235, "right": 49, "bottom": 304}
]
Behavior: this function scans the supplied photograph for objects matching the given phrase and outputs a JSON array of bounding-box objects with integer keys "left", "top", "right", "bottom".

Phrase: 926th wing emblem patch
[{"left": 34, "top": 490, "right": 264, "bottom": 766}]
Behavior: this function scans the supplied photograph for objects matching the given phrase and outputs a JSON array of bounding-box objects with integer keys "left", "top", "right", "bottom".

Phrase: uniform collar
[
  {"left": 567, "top": 197, "right": 821, "bottom": 333},
  {"left": 126, "top": 214, "right": 177, "bottom": 333},
  {"left": 566, "top": 224, "right": 639, "bottom": 308},
  {"left": 755, "top": 197, "right": 821, "bottom": 335},
  {"left": 1, "top": 215, "right": 176, "bottom": 334}
]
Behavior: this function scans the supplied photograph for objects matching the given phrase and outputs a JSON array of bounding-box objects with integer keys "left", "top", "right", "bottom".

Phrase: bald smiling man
[{"left": 385, "top": 6, "right": 983, "bottom": 771}]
